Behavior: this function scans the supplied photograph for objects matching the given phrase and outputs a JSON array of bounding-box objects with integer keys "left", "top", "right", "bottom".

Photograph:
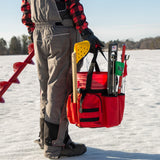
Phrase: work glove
[{"left": 81, "top": 28, "right": 104, "bottom": 53}]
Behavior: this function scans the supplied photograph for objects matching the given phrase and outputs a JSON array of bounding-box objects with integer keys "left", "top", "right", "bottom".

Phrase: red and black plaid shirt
[
  {"left": 21, "top": 0, "right": 35, "bottom": 34},
  {"left": 21, "top": 0, "right": 88, "bottom": 34}
]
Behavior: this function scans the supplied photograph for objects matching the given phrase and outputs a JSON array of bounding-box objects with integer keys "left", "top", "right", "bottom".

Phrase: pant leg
[
  {"left": 33, "top": 27, "right": 49, "bottom": 119},
  {"left": 45, "top": 26, "right": 79, "bottom": 124},
  {"left": 47, "top": 26, "right": 82, "bottom": 146}
]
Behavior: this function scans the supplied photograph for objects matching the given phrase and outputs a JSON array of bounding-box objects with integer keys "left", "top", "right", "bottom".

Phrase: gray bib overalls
[{"left": 29, "top": 0, "right": 81, "bottom": 144}]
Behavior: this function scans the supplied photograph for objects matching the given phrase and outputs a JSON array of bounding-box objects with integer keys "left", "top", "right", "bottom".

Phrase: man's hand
[{"left": 81, "top": 28, "right": 104, "bottom": 53}]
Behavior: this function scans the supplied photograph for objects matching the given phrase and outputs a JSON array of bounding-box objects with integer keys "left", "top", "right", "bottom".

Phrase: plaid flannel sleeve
[
  {"left": 21, "top": 0, "right": 35, "bottom": 34},
  {"left": 65, "top": 0, "right": 88, "bottom": 33}
]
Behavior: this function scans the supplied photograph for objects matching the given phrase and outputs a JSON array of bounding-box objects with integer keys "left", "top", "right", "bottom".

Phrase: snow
[{"left": 0, "top": 50, "right": 160, "bottom": 160}]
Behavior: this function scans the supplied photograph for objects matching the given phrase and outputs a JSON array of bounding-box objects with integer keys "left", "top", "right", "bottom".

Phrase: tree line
[
  {"left": 105, "top": 36, "right": 160, "bottom": 50},
  {"left": 0, "top": 35, "right": 160, "bottom": 55},
  {"left": 0, "top": 35, "right": 31, "bottom": 55}
]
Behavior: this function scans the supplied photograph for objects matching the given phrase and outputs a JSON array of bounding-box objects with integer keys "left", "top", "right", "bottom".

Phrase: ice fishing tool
[
  {"left": 107, "top": 42, "right": 118, "bottom": 95},
  {"left": 72, "top": 40, "right": 90, "bottom": 103},
  {"left": 111, "top": 52, "right": 116, "bottom": 95},
  {"left": 117, "top": 45, "right": 130, "bottom": 94},
  {"left": 0, "top": 43, "right": 34, "bottom": 103},
  {"left": 117, "top": 45, "right": 126, "bottom": 94},
  {"left": 123, "top": 54, "right": 130, "bottom": 77}
]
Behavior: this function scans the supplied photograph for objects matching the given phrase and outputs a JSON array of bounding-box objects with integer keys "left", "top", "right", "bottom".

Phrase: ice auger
[{"left": 0, "top": 43, "right": 34, "bottom": 103}]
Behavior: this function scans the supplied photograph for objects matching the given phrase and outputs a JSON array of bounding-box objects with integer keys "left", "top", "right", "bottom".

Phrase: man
[{"left": 21, "top": 0, "right": 103, "bottom": 159}]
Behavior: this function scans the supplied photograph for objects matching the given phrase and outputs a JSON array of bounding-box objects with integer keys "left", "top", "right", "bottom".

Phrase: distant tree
[
  {"left": 139, "top": 38, "right": 153, "bottom": 49},
  {"left": 9, "top": 36, "right": 22, "bottom": 55},
  {"left": 21, "top": 35, "right": 30, "bottom": 54},
  {"left": 0, "top": 38, "right": 8, "bottom": 55},
  {"left": 154, "top": 37, "right": 160, "bottom": 49},
  {"left": 125, "top": 39, "right": 137, "bottom": 50}
]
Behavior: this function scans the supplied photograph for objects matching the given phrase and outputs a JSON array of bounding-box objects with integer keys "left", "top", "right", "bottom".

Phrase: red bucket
[{"left": 77, "top": 72, "right": 108, "bottom": 90}]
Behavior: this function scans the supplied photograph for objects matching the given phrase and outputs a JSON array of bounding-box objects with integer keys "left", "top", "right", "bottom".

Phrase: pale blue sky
[{"left": 0, "top": 0, "right": 160, "bottom": 43}]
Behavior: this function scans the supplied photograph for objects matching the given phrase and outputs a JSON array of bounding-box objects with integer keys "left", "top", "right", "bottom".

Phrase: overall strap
[{"left": 55, "top": 0, "right": 72, "bottom": 20}]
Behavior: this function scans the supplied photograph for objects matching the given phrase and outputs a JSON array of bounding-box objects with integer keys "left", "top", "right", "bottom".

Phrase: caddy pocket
[
  {"left": 76, "top": 93, "right": 104, "bottom": 128},
  {"left": 103, "top": 94, "right": 125, "bottom": 127},
  {"left": 66, "top": 94, "right": 78, "bottom": 124}
]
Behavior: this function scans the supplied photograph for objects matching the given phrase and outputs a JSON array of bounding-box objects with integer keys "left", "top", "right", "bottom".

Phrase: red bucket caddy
[
  {"left": 67, "top": 43, "right": 127, "bottom": 128},
  {"left": 67, "top": 72, "right": 125, "bottom": 128}
]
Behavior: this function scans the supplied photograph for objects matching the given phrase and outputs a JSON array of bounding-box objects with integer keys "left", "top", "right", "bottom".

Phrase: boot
[
  {"left": 44, "top": 121, "right": 87, "bottom": 159},
  {"left": 61, "top": 136, "right": 87, "bottom": 157},
  {"left": 44, "top": 121, "right": 62, "bottom": 159},
  {"left": 34, "top": 118, "right": 44, "bottom": 149}
]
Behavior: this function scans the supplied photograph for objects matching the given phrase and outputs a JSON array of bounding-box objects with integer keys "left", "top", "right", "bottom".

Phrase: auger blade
[
  {"left": 0, "top": 97, "right": 5, "bottom": 103},
  {"left": 28, "top": 60, "right": 35, "bottom": 65},
  {"left": 0, "top": 81, "right": 9, "bottom": 90},
  {"left": 13, "top": 62, "right": 24, "bottom": 72},
  {"left": 11, "top": 78, "right": 20, "bottom": 84}
]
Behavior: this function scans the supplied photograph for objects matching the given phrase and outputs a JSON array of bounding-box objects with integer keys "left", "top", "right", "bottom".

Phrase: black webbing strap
[
  {"left": 80, "top": 117, "right": 99, "bottom": 122},
  {"left": 82, "top": 108, "right": 99, "bottom": 113},
  {"left": 99, "top": 47, "right": 107, "bottom": 61},
  {"left": 86, "top": 48, "right": 107, "bottom": 90},
  {"left": 86, "top": 52, "right": 98, "bottom": 90},
  {"left": 79, "top": 49, "right": 107, "bottom": 113},
  {"left": 79, "top": 52, "right": 99, "bottom": 113}
]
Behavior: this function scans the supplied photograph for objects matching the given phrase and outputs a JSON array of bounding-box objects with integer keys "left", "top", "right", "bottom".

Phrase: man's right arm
[
  {"left": 66, "top": 0, "right": 104, "bottom": 53},
  {"left": 21, "top": 0, "right": 35, "bottom": 34}
]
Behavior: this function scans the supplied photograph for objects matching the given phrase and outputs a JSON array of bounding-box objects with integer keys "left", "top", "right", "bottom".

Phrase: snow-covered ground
[{"left": 0, "top": 49, "right": 160, "bottom": 160}]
